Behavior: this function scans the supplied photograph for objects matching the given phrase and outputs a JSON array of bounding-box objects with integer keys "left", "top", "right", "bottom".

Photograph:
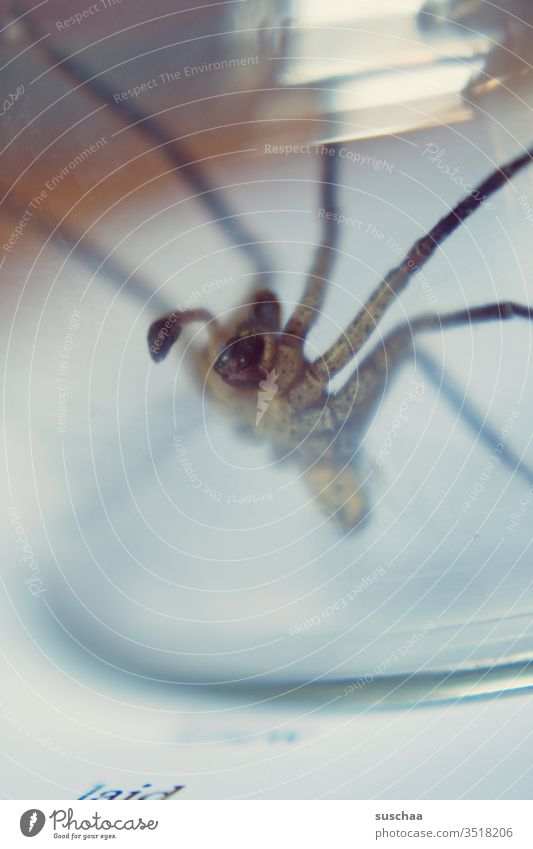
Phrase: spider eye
[{"left": 214, "top": 334, "right": 264, "bottom": 378}]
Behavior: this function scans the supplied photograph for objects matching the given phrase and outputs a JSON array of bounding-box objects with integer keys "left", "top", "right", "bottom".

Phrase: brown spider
[{"left": 148, "top": 144, "right": 533, "bottom": 532}]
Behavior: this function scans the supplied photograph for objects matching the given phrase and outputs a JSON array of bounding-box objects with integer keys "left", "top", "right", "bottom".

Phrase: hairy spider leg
[
  {"left": 330, "top": 302, "right": 533, "bottom": 426},
  {"left": 289, "top": 144, "right": 533, "bottom": 408},
  {"left": 274, "top": 145, "right": 342, "bottom": 392},
  {"left": 283, "top": 145, "right": 341, "bottom": 341},
  {"left": 236, "top": 146, "right": 341, "bottom": 343},
  {"left": 302, "top": 302, "right": 533, "bottom": 531}
]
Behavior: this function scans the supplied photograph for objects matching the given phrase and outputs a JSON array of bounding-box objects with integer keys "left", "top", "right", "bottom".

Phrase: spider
[
  {"left": 147, "top": 143, "right": 533, "bottom": 532},
  {"left": 8, "top": 0, "right": 532, "bottom": 534}
]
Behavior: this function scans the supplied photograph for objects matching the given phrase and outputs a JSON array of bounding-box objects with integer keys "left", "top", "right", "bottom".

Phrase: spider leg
[
  {"left": 1, "top": 198, "right": 174, "bottom": 314},
  {"left": 299, "top": 143, "right": 533, "bottom": 396},
  {"left": 300, "top": 460, "right": 370, "bottom": 533},
  {"left": 329, "top": 301, "right": 533, "bottom": 429},
  {"left": 148, "top": 308, "right": 221, "bottom": 362},
  {"left": 283, "top": 145, "right": 340, "bottom": 341},
  {"left": 415, "top": 348, "right": 533, "bottom": 487},
  {"left": 17, "top": 12, "right": 272, "bottom": 277},
  {"left": 251, "top": 289, "right": 281, "bottom": 331},
  {"left": 301, "top": 301, "right": 533, "bottom": 532}
]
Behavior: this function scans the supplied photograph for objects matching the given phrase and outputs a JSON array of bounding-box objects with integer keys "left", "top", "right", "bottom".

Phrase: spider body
[{"left": 149, "top": 144, "right": 533, "bottom": 532}]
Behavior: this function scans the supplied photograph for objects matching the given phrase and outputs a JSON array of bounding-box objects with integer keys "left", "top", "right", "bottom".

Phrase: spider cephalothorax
[
  {"left": 214, "top": 331, "right": 267, "bottom": 387},
  {"left": 213, "top": 292, "right": 281, "bottom": 390},
  {"left": 149, "top": 144, "right": 533, "bottom": 532}
]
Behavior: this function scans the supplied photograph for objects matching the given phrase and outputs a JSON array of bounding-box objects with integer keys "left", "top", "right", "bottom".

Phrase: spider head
[
  {"left": 214, "top": 330, "right": 266, "bottom": 388},
  {"left": 148, "top": 288, "right": 281, "bottom": 392},
  {"left": 213, "top": 290, "right": 280, "bottom": 389}
]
